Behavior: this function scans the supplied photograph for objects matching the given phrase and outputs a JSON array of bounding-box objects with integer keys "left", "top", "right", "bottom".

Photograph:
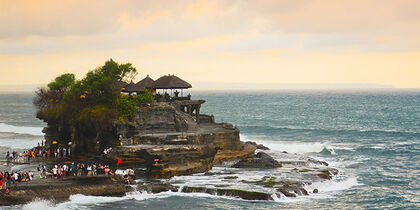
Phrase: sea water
[{"left": 0, "top": 90, "right": 419, "bottom": 209}]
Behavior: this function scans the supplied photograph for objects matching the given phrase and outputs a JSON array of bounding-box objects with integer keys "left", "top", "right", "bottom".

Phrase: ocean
[{"left": 1, "top": 90, "right": 419, "bottom": 209}]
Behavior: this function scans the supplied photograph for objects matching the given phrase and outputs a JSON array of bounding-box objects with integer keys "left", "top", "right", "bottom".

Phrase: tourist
[
  {"left": 42, "top": 165, "right": 47, "bottom": 178},
  {"left": 87, "top": 164, "right": 92, "bottom": 176},
  {"left": 52, "top": 165, "right": 58, "bottom": 178}
]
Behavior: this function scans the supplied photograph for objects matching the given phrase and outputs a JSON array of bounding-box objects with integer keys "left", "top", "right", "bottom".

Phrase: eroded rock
[
  {"left": 181, "top": 186, "right": 273, "bottom": 200},
  {"left": 232, "top": 152, "right": 281, "bottom": 168}
]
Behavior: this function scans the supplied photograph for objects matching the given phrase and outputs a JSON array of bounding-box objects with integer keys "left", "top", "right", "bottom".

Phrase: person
[
  {"left": 104, "top": 166, "right": 110, "bottom": 176},
  {"left": 1, "top": 172, "right": 5, "bottom": 194},
  {"left": 52, "top": 166, "right": 58, "bottom": 178},
  {"left": 28, "top": 171, "right": 33, "bottom": 181},
  {"left": 42, "top": 165, "right": 47, "bottom": 178},
  {"left": 87, "top": 164, "right": 92, "bottom": 176},
  {"left": 77, "top": 163, "right": 83, "bottom": 176},
  {"left": 128, "top": 168, "right": 135, "bottom": 180},
  {"left": 123, "top": 174, "right": 130, "bottom": 184},
  {"left": 63, "top": 164, "right": 68, "bottom": 176},
  {"left": 12, "top": 172, "right": 19, "bottom": 185},
  {"left": 70, "top": 162, "right": 75, "bottom": 176}
]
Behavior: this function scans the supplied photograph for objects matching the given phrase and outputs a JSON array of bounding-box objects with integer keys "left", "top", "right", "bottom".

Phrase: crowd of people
[
  {"left": 0, "top": 170, "right": 35, "bottom": 195},
  {"left": 6, "top": 145, "right": 71, "bottom": 163},
  {"left": 0, "top": 140, "right": 137, "bottom": 196},
  {"left": 48, "top": 162, "right": 114, "bottom": 179}
]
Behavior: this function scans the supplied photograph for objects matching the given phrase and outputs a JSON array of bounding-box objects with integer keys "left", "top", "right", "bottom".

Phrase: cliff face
[
  {"left": 108, "top": 101, "right": 255, "bottom": 178},
  {"left": 42, "top": 100, "right": 255, "bottom": 178},
  {"left": 43, "top": 120, "right": 118, "bottom": 156}
]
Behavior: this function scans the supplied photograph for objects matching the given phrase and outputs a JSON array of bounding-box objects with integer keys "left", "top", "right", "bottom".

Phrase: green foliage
[
  {"left": 115, "top": 89, "right": 155, "bottom": 120},
  {"left": 115, "top": 95, "right": 138, "bottom": 119},
  {"left": 34, "top": 59, "right": 140, "bottom": 124},
  {"left": 48, "top": 73, "right": 75, "bottom": 91},
  {"left": 79, "top": 105, "right": 115, "bottom": 125},
  {"left": 132, "top": 88, "right": 155, "bottom": 104}
]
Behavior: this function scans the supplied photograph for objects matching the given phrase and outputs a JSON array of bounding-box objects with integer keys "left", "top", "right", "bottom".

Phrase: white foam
[
  {"left": 0, "top": 138, "right": 40, "bottom": 149},
  {"left": 243, "top": 138, "right": 326, "bottom": 154},
  {"left": 21, "top": 198, "right": 56, "bottom": 210},
  {"left": 0, "top": 123, "right": 43, "bottom": 136},
  {"left": 240, "top": 135, "right": 357, "bottom": 155},
  {"left": 305, "top": 177, "right": 360, "bottom": 193},
  {"left": 19, "top": 194, "right": 128, "bottom": 210}
]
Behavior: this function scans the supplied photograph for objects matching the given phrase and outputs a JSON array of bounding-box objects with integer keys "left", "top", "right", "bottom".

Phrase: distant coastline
[{"left": 0, "top": 83, "right": 397, "bottom": 93}]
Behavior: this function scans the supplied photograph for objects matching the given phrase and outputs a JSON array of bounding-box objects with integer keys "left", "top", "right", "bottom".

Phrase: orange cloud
[
  {"left": 117, "top": 10, "right": 170, "bottom": 30},
  {"left": 185, "top": 0, "right": 219, "bottom": 18},
  {"left": 136, "top": 35, "right": 237, "bottom": 54}
]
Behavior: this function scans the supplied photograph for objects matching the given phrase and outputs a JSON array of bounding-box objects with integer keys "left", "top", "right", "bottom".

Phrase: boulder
[
  {"left": 232, "top": 152, "right": 281, "bottom": 168},
  {"left": 244, "top": 141, "right": 270, "bottom": 150},
  {"left": 138, "top": 183, "right": 179, "bottom": 193},
  {"left": 181, "top": 186, "right": 273, "bottom": 200}
]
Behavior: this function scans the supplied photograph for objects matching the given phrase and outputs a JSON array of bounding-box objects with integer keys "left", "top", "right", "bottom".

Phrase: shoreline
[{"left": 0, "top": 146, "right": 341, "bottom": 207}]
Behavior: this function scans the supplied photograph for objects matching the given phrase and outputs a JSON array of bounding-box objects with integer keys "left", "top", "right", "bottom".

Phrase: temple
[
  {"left": 106, "top": 74, "right": 255, "bottom": 178},
  {"left": 120, "top": 74, "right": 204, "bottom": 124}
]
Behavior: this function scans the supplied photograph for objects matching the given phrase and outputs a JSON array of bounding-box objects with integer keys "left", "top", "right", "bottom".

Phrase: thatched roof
[
  {"left": 123, "top": 81, "right": 138, "bottom": 92},
  {"left": 122, "top": 75, "right": 155, "bottom": 92},
  {"left": 116, "top": 80, "right": 128, "bottom": 89},
  {"left": 136, "top": 75, "right": 155, "bottom": 89},
  {"left": 153, "top": 75, "right": 192, "bottom": 89}
]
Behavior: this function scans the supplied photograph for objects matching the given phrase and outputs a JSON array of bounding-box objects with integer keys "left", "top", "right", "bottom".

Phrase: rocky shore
[
  {"left": 0, "top": 145, "right": 340, "bottom": 207},
  {"left": 7, "top": 95, "right": 342, "bottom": 206}
]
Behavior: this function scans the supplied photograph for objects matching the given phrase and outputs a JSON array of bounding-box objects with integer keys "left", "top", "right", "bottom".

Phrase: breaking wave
[{"left": 0, "top": 123, "right": 43, "bottom": 136}]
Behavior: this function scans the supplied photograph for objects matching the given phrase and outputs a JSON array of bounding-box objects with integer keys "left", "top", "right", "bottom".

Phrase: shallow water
[{"left": 1, "top": 90, "right": 419, "bottom": 209}]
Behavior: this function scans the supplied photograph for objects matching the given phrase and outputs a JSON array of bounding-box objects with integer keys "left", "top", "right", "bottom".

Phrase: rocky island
[{"left": 0, "top": 60, "right": 340, "bottom": 206}]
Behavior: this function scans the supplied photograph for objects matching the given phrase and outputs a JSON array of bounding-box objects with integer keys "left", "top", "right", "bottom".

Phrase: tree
[
  {"left": 47, "top": 73, "right": 75, "bottom": 92},
  {"left": 33, "top": 59, "right": 145, "bottom": 154}
]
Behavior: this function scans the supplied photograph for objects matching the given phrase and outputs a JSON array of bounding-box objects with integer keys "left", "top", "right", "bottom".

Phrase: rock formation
[
  {"left": 107, "top": 100, "right": 256, "bottom": 178},
  {"left": 232, "top": 152, "right": 282, "bottom": 168}
]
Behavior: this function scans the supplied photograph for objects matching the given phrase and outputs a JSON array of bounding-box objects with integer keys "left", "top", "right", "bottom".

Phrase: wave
[
  {"left": 0, "top": 138, "right": 41, "bottom": 149},
  {"left": 240, "top": 134, "right": 344, "bottom": 154},
  {"left": 242, "top": 125, "right": 420, "bottom": 136},
  {"left": 0, "top": 123, "right": 43, "bottom": 136},
  {"left": 305, "top": 177, "right": 360, "bottom": 193},
  {"left": 19, "top": 176, "right": 361, "bottom": 208}
]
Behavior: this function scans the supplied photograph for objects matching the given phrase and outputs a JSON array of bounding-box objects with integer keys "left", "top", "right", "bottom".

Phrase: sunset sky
[{"left": 1, "top": 0, "right": 420, "bottom": 89}]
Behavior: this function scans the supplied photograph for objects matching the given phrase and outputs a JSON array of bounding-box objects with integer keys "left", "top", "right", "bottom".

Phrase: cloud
[
  {"left": 135, "top": 34, "right": 246, "bottom": 54},
  {"left": 117, "top": 10, "right": 170, "bottom": 30},
  {"left": 1, "top": 0, "right": 420, "bottom": 88},
  {"left": 185, "top": 0, "right": 219, "bottom": 18}
]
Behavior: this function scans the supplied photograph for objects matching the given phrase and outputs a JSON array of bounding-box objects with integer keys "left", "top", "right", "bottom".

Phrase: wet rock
[
  {"left": 138, "top": 183, "right": 179, "bottom": 193},
  {"left": 110, "top": 144, "right": 216, "bottom": 179},
  {"left": 244, "top": 141, "right": 270, "bottom": 150},
  {"left": 308, "top": 158, "right": 329, "bottom": 166},
  {"left": 277, "top": 187, "right": 296, "bottom": 197},
  {"left": 204, "top": 171, "right": 235, "bottom": 176},
  {"left": 317, "top": 169, "right": 334, "bottom": 179},
  {"left": 0, "top": 176, "right": 132, "bottom": 206},
  {"left": 294, "top": 188, "right": 309, "bottom": 196},
  {"left": 181, "top": 186, "right": 273, "bottom": 200},
  {"left": 223, "top": 176, "right": 238, "bottom": 179},
  {"left": 232, "top": 152, "right": 281, "bottom": 169}
]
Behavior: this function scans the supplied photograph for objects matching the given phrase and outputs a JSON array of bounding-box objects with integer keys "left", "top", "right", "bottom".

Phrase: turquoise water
[{"left": 1, "top": 90, "right": 419, "bottom": 209}]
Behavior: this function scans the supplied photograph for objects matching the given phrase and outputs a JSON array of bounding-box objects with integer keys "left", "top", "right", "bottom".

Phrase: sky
[{"left": 1, "top": 0, "right": 420, "bottom": 89}]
